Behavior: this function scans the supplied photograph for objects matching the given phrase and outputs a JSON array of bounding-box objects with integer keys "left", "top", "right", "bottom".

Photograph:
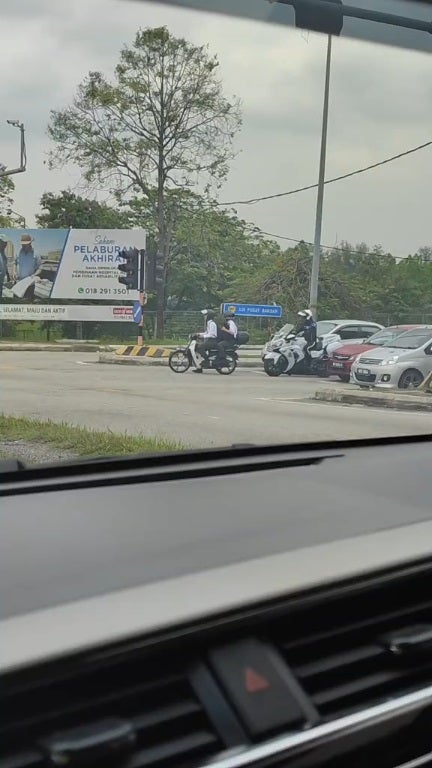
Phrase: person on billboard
[
  {"left": 14, "top": 234, "right": 41, "bottom": 281},
  {"left": 0, "top": 234, "right": 10, "bottom": 298}
]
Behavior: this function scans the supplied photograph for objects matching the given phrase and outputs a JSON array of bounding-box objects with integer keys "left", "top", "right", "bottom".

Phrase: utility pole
[{"left": 309, "top": 35, "right": 332, "bottom": 321}]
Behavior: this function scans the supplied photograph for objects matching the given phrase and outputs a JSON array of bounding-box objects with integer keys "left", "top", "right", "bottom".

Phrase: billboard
[{"left": 0, "top": 228, "right": 146, "bottom": 302}]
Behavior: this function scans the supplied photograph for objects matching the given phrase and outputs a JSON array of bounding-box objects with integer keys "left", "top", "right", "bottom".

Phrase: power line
[
  {"left": 217, "top": 139, "right": 432, "bottom": 207},
  {"left": 255, "top": 227, "right": 425, "bottom": 261}
]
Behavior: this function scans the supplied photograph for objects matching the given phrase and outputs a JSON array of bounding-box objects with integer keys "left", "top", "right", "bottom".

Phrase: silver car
[{"left": 351, "top": 326, "right": 432, "bottom": 390}]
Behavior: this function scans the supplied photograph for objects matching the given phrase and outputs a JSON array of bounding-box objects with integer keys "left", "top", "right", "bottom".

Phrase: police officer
[{"left": 294, "top": 309, "right": 317, "bottom": 357}]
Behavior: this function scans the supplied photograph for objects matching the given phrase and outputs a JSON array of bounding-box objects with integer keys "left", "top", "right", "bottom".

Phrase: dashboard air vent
[
  {"left": 273, "top": 568, "right": 432, "bottom": 719},
  {"left": 0, "top": 655, "right": 221, "bottom": 768}
]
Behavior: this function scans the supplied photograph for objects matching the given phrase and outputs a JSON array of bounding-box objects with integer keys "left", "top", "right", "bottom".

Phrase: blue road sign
[
  {"left": 222, "top": 303, "right": 282, "bottom": 318},
  {"left": 133, "top": 301, "right": 142, "bottom": 324}
]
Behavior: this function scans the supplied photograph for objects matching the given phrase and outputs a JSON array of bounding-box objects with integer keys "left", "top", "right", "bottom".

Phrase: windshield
[
  {"left": 367, "top": 328, "right": 412, "bottom": 346},
  {"left": 1, "top": 0, "right": 432, "bottom": 467},
  {"left": 317, "top": 322, "right": 338, "bottom": 336},
  {"left": 383, "top": 331, "right": 432, "bottom": 349}
]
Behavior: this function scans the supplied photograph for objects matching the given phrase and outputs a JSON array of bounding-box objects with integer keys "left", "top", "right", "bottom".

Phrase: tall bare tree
[{"left": 48, "top": 26, "right": 241, "bottom": 335}]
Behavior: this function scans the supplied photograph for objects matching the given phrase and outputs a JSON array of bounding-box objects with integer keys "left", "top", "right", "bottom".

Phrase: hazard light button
[{"left": 208, "top": 639, "right": 307, "bottom": 738}]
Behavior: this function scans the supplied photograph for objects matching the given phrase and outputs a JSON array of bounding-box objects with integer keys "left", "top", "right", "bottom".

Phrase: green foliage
[{"left": 36, "top": 190, "right": 131, "bottom": 229}]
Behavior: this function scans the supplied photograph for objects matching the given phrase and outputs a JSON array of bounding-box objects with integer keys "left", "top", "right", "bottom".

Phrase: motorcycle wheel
[
  {"left": 216, "top": 354, "right": 237, "bottom": 375},
  {"left": 168, "top": 349, "right": 191, "bottom": 373},
  {"left": 264, "top": 354, "right": 288, "bottom": 377}
]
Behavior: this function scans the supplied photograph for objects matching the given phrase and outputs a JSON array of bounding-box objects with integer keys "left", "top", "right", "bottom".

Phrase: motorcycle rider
[
  {"left": 193, "top": 309, "right": 220, "bottom": 373},
  {"left": 293, "top": 309, "right": 317, "bottom": 359},
  {"left": 217, "top": 311, "right": 238, "bottom": 362}
]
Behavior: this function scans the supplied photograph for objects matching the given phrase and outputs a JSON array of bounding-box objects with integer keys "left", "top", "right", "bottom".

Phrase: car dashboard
[{"left": 2, "top": 436, "right": 432, "bottom": 768}]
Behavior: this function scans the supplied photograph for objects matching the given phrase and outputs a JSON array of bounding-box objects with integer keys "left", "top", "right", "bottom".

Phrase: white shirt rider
[
  {"left": 202, "top": 319, "right": 218, "bottom": 339},
  {"left": 224, "top": 318, "right": 238, "bottom": 338}
]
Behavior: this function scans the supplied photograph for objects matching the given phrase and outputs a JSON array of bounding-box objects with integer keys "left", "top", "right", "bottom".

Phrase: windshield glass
[
  {"left": 367, "top": 328, "right": 411, "bottom": 346},
  {"left": 1, "top": 0, "right": 431, "bottom": 467},
  {"left": 384, "top": 331, "right": 432, "bottom": 349},
  {"left": 317, "top": 322, "right": 338, "bottom": 336}
]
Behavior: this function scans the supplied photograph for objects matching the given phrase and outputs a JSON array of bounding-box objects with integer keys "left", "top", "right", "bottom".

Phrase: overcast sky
[{"left": 1, "top": 0, "right": 431, "bottom": 257}]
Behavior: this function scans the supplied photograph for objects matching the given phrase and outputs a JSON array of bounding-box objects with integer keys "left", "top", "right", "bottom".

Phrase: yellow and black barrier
[{"left": 115, "top": 345, "right": 171, "bottom": 359}]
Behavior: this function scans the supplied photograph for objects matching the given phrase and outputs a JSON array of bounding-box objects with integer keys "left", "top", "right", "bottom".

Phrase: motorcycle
[
  {"left": 169, "top": 332, "right": 250, "bottom": 375},
  {"left": 263, "top": 332, "right": 325, "bottom": 377}
]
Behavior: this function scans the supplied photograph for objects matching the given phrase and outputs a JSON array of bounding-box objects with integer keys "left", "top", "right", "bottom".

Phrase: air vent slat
[
  {"left": 133, "top": 700, "right": 202, "bottom": 730},
  {"left": 130, "top": 731, "right": 220, "bottom": 768},
  {"left": 273, "top": 569, "right": 432, "bottom": 720},
  {"left": 294, "top": 645, "right": 381, "bottom": 679}
]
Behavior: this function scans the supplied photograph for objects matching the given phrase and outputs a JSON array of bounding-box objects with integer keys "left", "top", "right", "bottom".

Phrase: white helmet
[{"left": 297, "top": 309, "right": 312, "bottom": 319}]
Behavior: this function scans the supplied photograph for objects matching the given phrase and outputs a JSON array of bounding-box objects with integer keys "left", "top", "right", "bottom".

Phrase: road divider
[
  {"left": 315, "top": 386, "right": 432, "bottom": 412},
  {"left": 115, "top": 345, "right": 171, "bottom": 358}
]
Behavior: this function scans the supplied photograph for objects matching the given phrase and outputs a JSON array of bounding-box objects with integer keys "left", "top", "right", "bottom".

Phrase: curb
[
  {"left": 98, "top": 352, "right": 263, "bottom": 369},
  {"left": 0, "top": 344, "right": 102, "bottom": 352},
  {"left": 315, "top": 387, "right": 432, "bottom": 412}
]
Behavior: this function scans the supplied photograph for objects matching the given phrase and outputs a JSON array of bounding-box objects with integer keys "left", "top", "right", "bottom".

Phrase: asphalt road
[{"left": 2, "top": 351, "right": 432, "bottom": 447}]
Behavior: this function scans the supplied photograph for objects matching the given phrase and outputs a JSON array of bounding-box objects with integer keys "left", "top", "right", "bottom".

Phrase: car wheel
[
  {"left": 398, "top": 368, "right": 424, "bottom": 390},
  {"left": 338, "top": 374, "right": 350, "bottom": 383}
]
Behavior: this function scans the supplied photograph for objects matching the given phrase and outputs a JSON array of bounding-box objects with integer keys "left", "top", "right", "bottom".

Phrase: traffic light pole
[{"left": 137, "top": 250, "right": 146, "bottom": 347}]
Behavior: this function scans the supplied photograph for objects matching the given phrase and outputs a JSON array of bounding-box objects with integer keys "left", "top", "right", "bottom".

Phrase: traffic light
[
  {"left": 118, "top": 247, "right": 139, "bottom": 290},
  {"left": 145, "top": 252, "right": 164, "bottom": 291},
  {"left": 155, "top": 256, "right": 164, "bottom": 285}
]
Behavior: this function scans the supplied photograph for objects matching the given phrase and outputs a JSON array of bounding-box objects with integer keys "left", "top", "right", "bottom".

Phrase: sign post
[{"left": 221, "top": 303, "right": 282, "bottom": 318}]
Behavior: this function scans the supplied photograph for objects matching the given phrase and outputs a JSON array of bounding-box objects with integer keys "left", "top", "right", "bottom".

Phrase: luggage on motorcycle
[{"left": 236, "top": 331, "right": 249, "bottom": 345}]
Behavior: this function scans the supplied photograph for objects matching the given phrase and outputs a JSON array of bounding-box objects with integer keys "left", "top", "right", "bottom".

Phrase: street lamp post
[{"left": 309, "top": 34, "right": 332, "bottom": 321}]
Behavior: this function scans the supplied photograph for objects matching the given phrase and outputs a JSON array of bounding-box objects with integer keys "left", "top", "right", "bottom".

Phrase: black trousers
[{"left": 196, "top": 338, "right": 217, "bottom": 360}]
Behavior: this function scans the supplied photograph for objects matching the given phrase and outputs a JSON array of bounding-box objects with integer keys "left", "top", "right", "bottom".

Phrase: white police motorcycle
[{"left": 263, "top": 331, "right": 324, "bottom": 377}]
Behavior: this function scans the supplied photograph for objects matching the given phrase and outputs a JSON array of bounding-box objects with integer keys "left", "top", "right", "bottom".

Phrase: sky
[{"left": 0, "top": 0, "right": 431, "bottom": 258}]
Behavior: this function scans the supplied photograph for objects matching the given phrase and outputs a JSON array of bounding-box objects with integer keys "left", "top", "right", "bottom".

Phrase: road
[{"left": 1, "top": 351, "right": 432, "bottom": 447}]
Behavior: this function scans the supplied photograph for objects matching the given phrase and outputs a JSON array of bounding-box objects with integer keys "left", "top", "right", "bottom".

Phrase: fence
[{"left": 2, "top": 310, "right": 432, "bottom": 344}]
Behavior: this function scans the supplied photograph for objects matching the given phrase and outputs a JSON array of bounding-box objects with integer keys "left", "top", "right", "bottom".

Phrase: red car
[{"left": 327, "top": 325, "right": 422, "bottom": 382}]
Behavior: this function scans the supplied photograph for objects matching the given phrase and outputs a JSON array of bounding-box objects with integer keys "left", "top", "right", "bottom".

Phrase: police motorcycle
[
  {"left": 263, "top": 331, "right": 325, "bottom": 377},
  {"left": 169, "top": 321, "right": 250, "bottom": 375}
]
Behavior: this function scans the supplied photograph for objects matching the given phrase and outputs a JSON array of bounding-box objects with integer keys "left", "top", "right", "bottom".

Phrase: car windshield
[
  {"left": 317, "top": 322, "right": 338, "bottom": 336},
  {"left": 383, "top": 331, "right": 432, "bottom": 349},
  {"left": 0, "top": 0, "right": 431, "bottom": 467},
  {"left": 367, "top": 328, "right": 410, "bottom": 346}
]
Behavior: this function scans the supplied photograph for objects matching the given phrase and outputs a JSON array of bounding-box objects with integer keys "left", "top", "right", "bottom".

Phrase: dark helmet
[{"left": 225, "top": 311, "right": 236, "bottom": 319}]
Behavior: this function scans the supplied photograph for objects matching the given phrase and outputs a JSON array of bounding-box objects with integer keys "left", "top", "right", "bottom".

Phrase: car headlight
[{"left": 380, "top": 357, "right": 399, "bottom": 365}]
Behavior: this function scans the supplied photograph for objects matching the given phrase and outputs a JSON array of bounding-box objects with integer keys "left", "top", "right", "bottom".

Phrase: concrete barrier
[
  {"left": 115, "top": 344, "right": 171, "bottom": 359},
  {"left": 315, "top": 386, "right": 432, "bottom": 412}
]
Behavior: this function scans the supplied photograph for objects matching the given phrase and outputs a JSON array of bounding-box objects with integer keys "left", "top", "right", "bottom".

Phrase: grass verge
[{"left": 0, "top": 415, "right": 184, "bottom": 457}]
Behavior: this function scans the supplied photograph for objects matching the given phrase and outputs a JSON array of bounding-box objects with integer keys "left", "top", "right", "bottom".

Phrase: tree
[
  {"left": 36, "top": 190, "right": 131, "bottom": 229},
  {"left": 47, "top": 26, "right": 242, "bottom": 335},
  {"left": 0, "top": 176, "right": 15, "bottom": 227}
]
